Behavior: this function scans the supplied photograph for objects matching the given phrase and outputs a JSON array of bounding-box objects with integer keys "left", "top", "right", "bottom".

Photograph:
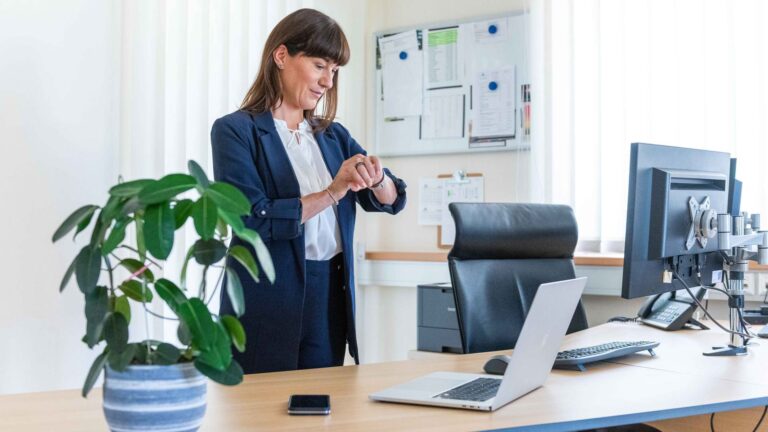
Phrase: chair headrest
[{"left": 448, "top": 203, "right": 578, "bottom": 259}]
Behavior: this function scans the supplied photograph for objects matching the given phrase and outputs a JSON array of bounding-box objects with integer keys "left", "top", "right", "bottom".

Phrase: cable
[
  {"left": 673, "top": 270, "right": 752, "bottom": 339},
  {"left": 754, "top": 405, "right": 768, "bottom": 432}
]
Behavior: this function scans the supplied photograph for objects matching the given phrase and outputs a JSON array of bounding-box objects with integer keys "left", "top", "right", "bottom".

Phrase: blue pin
[
  {"left": 488, "top": 81, "right": 498, "bottom": 91},
  {"left": 488, "top": 24, "right": 498, "bottom": 34},
  {"left": 399, "top": 51, "right": 408, "bottom": 60}
]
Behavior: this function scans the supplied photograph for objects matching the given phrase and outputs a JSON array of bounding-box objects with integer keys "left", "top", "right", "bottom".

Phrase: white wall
[{"left": 0, "top": 0, "right": 120, "bottom": 394}]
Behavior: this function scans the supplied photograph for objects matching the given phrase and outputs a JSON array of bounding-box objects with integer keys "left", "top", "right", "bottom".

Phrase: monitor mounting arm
[{"left": 687, "top": 199, "right": 768, "bottom": 356}]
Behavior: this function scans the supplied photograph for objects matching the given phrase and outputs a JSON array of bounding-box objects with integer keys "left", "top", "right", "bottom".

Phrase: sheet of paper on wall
[
  {"left": 470, "top": 67, "right": 516, "bottom": 139},
  {"left": 418, "top": 178, "right": 444, "bottom": 225},
  {"left": 440, "top": 176, "right": 484, "bottom": 245},
  {"left": 473, "top": 18, "right": 509, "bottom": 44},
  {"left": 422, "top": 86, "right": 465, "bottom": 140},
  {"left": 379, "top": 30, "right": 423, "bottom": 117},
  {"left": 380, "top": 116, "right": 420, "bottom": 155},
  {"left": 425, "top": 26, "right": 462, "bottom": 89}
]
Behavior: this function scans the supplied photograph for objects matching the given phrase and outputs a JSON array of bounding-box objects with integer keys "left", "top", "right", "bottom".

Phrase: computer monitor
[{"left": 622, "top": 143, "right": 730, "bottom": 300}]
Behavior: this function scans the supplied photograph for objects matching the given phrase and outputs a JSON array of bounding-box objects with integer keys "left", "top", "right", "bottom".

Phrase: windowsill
[{"left": 364, "top": 251, "right": 768, "bottom": 270}]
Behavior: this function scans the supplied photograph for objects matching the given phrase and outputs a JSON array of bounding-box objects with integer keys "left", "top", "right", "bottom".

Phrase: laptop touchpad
[{"left": 400, "top": 376, "right": 469, "bottom": 394}]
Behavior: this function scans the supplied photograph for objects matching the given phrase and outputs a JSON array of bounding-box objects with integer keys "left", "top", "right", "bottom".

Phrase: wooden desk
[{"left": 2, "top": 323, "right": 767, "bottom": 431}]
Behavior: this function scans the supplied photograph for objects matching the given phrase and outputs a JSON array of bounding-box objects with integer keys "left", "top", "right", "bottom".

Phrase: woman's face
[{"left": 276, "top": 47, "right": 338, "bottom": 112}]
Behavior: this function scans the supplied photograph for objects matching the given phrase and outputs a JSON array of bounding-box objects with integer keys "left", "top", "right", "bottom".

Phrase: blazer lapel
[
  {"left": 315, "top": 128, "right": 343, "bottom": 177},
  {"left": 251, "top": 111, "right": 300, "bottom": 198}
]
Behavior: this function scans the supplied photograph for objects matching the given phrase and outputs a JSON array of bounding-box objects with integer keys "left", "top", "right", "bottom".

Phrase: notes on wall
[{"left": 375, "top": 13, "right": 530, "bottom": 157}]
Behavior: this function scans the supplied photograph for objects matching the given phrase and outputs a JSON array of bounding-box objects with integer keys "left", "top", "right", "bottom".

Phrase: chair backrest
[{"left": 448, "top": 202, "right": 589, "bottom": 354}]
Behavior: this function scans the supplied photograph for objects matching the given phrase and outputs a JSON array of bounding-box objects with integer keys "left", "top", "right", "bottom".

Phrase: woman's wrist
[{"left": 370, "top": 172, "right": 387, "bottom": 190}]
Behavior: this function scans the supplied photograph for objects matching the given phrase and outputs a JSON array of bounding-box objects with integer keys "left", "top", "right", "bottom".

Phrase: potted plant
[{"left": 52, "top": 161, "right": 273, "bottom": 431}]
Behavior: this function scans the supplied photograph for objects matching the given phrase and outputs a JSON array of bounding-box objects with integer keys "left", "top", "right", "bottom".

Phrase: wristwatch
[{"left": 371, "top": 173, "right": 387, "bottom": 190}]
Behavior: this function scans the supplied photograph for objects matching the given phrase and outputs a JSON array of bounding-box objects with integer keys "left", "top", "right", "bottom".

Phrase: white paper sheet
[
  {"left": 473, "top": 18, "right": 509, "bottom": 44},
  {"left": 379, "top": 31, "right": 423, "bottom": 117},
  {"left": 471, "top": 67, "right": 516, "bottom": 139},
  {"left": 425, "top": 27, "right": 461, "bottom": 89},
  {"left": 440, "top": 176, "right": 484, "bottom": 245},
  {"left": 422, "top": 87, "right": 465, "bottom": 140},
  {"left": 418, "top": 178, "right": 444, "bottom": 226}
]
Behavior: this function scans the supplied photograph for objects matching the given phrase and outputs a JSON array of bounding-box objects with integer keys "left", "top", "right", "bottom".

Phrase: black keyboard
[
  {"left": 433, "top": 377, "right": 501, "bottom": 402},
  {"left": 554, "top": 340, "right": 660, "bottom": 371}
]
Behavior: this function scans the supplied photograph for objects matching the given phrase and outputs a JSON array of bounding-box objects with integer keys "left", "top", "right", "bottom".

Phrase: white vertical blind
[
  {"left": 118, "top": 0, "right": 338, "bottom": 341},
  {"left": 543, "top": 0, "right": 768, "bottom": 252}
]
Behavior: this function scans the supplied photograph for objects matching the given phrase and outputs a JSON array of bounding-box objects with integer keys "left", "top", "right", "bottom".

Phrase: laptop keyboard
[{"left": 433, "top": 377, "right": 501, "bottom": 402}]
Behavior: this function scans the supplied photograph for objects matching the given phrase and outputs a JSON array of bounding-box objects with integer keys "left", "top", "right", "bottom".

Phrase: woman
[{"left": 211, "top": 8, "right": 406, "bottom": 374}]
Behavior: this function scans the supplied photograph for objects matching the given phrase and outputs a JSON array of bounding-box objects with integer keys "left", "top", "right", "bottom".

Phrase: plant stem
[
  {"left": 142, "top": 278, "right": 152, "bottom": 364},
  {"left": 199, "top": 266, "right": 209, "bottom": 300},
  {"left": 104, "top": 256, "right": 115, "bottom": 295},
  {"left": 141, "top": 303, "right": 179, "bottom": 321},
  {"left": 116, "top": 246, "right": 163, "bottom": 269},
  {"left": 206, "top": 265, "right": 227, "bottom": 305}
]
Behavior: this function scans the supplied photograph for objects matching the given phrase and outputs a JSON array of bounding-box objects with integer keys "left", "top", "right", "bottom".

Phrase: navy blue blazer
[{"left": 210, "top": 110, "right": 407, "bottom": 373}]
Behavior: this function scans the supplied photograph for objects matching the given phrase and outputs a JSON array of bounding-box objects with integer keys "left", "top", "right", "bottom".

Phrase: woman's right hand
[{"left": 328, "top": 155, "right": 372, "bottom": 200}]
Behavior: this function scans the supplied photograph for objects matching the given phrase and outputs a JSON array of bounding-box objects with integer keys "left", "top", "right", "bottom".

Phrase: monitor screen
[{"left": 622, "top": 143, "right": 730, "bottom": 299}]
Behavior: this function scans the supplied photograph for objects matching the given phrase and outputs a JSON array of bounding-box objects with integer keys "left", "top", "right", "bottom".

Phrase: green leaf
[
  {"left": 188, "top": 160, "right": 211, "bottom": 189},
  {"left": 218, "top": 210, "right": 245, "bottom": 234},
  {"left": 82, "top": 348, "right": 109, "bottom": 398},
  {"left": 144, "top": 202, "right": 175, "bottom": 260},
  {"left": 114, "top": 295, "right": 131, "bottom": 324},
  {"left": 103, "top": 312, "right": 128, "bottom": 353},
  {"left": 192, "top": 195, "right": 217, "bottom": 240},
  {"left": 119, "top": 280, "right": 153, "bottom": 302},
  {"left": 177, "top": 298, "right": 215, "bottom": 350},
  {"left": 180, "top": 244, "right": 195, "bottom": 290},
  {"left": 134, "top": 343, "right": 149, "bottom": 364},
  {"left": 75, "top": 246, "right": 102, "bottom": 295},
  {"left": 206, "top": 182, "right": 251, "bottom": 215},
  {"left": 193, "top": 239, "right": 227, "bottom": 265},
  {"left": 119, "top": 258, "right": 154, "bottom": 282},
  {"left": 88, "top": 215, "right": 107, "bottom": 248},
  {"left": 102, "top": 218, "right": 128, "bottom": 255},
  {"left": 109, "top": 179, "right": 154, "bottom": 197},
  {"left": 100, "top": 195, "right": 128, "bottom": 224},
  {"left": 196, "top": 322, "right": 232, "bottom": 371},
  {"left": 84, "top": 286, "right": 109, "bottom": 348},
  {"left": 177, "top": 321, "right": 192, "bottom": 346},
  {"left": 221, "top": 315, "right": 246, "bottom": 352},
  {"left": 138, "top": 174, "right": 197, "bottom": 205},
  {"left": 173, "top": 199, "right": 195, "bottom": 229},
  {"left": 73, "top": 208, "right": 96, "bottom": 240},
  {"left": 228, "top": 245, "right": 259, "bottom": 283},
  {"left": 238, "top": 229, "right": 275, "bottom": 284},
  {"left": 154, "top": 343, "right": 181, "bottom": 365},
  {"left": 120, "top": 196, "right": 143, "bottom": 217},
  {"left": 59, "top": 255, "right": 77, "bottom": 292},
  {"left": 108, "top": 343, "right": 137, "bottom": 372},
  {"left": 224, "top": 267, "right": 245, "bottom": 317},
  {"left": 215, "top": 217, "right": 229, "bottom": 238},
  {"left": 195, "top": 358, "right": 243, "bottom": 386},
  {"left": 52, "top": 205, "right": 99, "bottom": 242},
  {"left": 154, "top": 278, "right": 187, "bottom": 314}
]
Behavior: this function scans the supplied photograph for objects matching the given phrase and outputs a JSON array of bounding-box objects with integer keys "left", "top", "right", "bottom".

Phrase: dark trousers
[{"left": 299, "top": 253, "right": 347, "bottom": 369}]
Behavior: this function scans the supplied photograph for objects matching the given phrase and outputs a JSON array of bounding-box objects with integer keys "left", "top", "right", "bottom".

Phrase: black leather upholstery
[{"left": 448, "top": 203, "right": 589, "bottom": 354}]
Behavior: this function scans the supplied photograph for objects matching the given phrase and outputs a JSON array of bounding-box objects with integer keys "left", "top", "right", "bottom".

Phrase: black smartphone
[{"left": 287, "top": 394, "right": 331, "bottom": 415}]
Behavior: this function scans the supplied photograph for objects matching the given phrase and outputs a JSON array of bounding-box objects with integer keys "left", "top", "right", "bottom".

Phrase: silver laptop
[{"left": 369, "top": 277, "right": 587, "bottom": 412}]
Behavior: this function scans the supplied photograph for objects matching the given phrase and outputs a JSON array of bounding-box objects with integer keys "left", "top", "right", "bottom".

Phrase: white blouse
[{"left": 273, "top": 118, "right": 342, "bottom": 261}]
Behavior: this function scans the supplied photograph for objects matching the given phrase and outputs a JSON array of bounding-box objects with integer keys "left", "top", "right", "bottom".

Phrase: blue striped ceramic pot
[{"left": 103, "top": 363, "right": 207, "bottom": 432}]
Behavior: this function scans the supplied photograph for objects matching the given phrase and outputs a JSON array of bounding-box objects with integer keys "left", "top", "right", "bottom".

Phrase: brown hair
[{"left": 240, "top": 8, "right": 350, "bottom": 132}]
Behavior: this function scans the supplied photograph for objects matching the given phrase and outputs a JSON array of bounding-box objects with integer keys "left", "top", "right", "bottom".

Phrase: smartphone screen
[{"left": 287, "top": 395, "right": 331, "bottom": 415}]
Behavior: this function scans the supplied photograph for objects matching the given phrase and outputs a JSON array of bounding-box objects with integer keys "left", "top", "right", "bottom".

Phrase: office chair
[{"left": 448, "top": 202, "right": 589, "bottom": 354}]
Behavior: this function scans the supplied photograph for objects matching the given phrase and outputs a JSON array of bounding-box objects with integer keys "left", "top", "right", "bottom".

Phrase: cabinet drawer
[{"left": 417, "top": 327, "right": 463, "bottom": 353}]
